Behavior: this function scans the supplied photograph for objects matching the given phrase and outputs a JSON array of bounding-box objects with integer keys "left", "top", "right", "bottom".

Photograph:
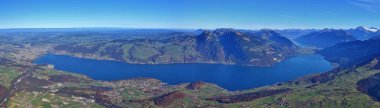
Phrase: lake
[{"left": 34, "top": 54, "right": 333, "bottom": 91}]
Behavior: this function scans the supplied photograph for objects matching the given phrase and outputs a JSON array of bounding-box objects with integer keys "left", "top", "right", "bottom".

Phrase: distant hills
[
  {"left": 274, "top": 29, "right": 318, "bottom": 40},
  {"left": 54, "top": 28, "right": 299, "bottom": 66},
  {"left": 46, "top": 26, "right": 380, "bottom": 65},
  {"left": 273, "top": 26, "right": 379, "bottom": 41},
  {"left": 295, "top": 29, "right": 357, "bottom": 48},
  {"left": 347, "top": 26, "right": 380, "bottom": 40},
  {"left": 318, "top": 36, "right": 380, "bottom": 67}
]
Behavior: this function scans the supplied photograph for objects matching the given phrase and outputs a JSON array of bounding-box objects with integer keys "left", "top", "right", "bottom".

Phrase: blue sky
[{"left": 0, "top": 0, "right": 379, "bottom": 29}]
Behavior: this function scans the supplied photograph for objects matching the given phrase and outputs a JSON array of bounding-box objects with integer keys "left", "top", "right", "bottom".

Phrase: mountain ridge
[
  {"left": 347, "top": 26, "right": 380, "bottom": 40},
  {"left": 295, "top": 29, "right": 357, "bottom": 48},
  {"left": 53, "top": 28, "right": 299, "bottom": 66}
]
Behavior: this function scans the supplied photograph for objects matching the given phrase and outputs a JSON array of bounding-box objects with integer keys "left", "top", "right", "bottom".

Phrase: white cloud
[{"left": 348, "top": 0, "right": 380, "bottom": 13}]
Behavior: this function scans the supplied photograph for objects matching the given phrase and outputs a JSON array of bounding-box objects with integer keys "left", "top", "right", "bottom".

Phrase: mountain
[
  {"left": 346, "top": 26, "right": 380, "bottom": 40},
  {"left": 370, "top": 35, "right": 380, "bottom": 40},
  {"left": 274, "top": 29, "right": 318, "bottom": 40},
  {"left": 318, "top": 37, "right": 380, "bottom": 66},
  {"left": 54, "top": 28, "right": 299, "bottom": 66},
  {"left": 295, "top": 29, "right": 357, "bottom": 48}
]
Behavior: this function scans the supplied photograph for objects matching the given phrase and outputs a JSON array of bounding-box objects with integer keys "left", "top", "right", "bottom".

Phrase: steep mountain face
[
  {"left": 54, "top": 28, "right": 299, "bottom": 66},
  {"left": 318, "top": 37, "right": 380, "bottom": 66},
  {"left": 274, "top": 29, "right": 318, "bottom": 40},
  {"left": 195, "top": 28, "right": 298, "bottom": 65},
  {"left": 357, "top": 65, "right": 380, "bottom": 101},
  {"left": 295, "top": 29, "right": 357, "bottom": 48},
  {"left": 347, "top": 26, "right": 380, "bottom": 40}
]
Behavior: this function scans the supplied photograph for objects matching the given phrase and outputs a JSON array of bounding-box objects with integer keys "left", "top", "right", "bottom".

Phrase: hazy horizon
[{"left": 0, "top": 26, "right": 376, "bottom": 31}]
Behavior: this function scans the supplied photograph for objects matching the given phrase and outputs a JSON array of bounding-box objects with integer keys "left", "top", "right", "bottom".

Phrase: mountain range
[
  {"left": 54, "top": 28, "right": 299, "bottom": 66},
  {"left": 295, "top": 29, "right": 357, "bottom": 48},
  {"left": 274, "top": 29, "right": 318, "bottom": 40},
  {"left": 274, "top": 26, "right": 379, "bottom": 41},
  {"left": 347, "top": 26, "right": 380, "bottom": 40},
  {"left": 318, "top": 36, "right": 380, "bottom": 67}
]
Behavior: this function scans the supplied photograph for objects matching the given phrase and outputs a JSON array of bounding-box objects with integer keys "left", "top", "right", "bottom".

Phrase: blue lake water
[{"left": 34, "top": 54, "right": 333, "bottom": 91}]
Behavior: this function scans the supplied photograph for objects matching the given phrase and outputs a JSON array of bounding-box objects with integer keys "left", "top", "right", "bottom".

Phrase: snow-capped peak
[
  {"left": 367, "top": 27, "right": 379, "bottom": 32},
  {"left": 357, "top": 26, "right": 378, "bottom": 32}
]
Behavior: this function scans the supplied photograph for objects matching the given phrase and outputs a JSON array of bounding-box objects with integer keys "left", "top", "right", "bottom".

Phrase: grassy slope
[
  {"left": 0, "top": 66, "right": 22, "bottom": 88},
  {"left": 7, "top": 92, "right": 105, "bottom": 108},
  {"left": 221, "top": 60, "right": 380, "bottom": 108},
  {"left": 2, "top": 64, "right": 106, "bottom": 108}
]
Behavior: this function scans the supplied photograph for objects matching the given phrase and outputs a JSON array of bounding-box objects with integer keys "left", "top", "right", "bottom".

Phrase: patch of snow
[{"left": 363, "top": 26, "right": 378, "bottom": 32}]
